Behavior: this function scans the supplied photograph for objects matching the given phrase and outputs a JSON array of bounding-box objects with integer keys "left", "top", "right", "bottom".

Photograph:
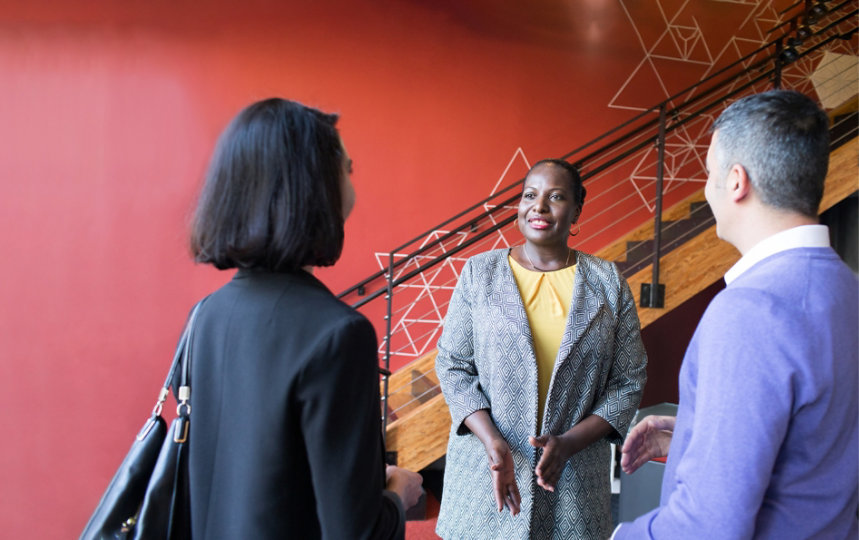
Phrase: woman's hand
[
  {"left": 529, "top": 434, "right": 571, "bottom": 492},
  {"left": 620, "top": 415, "right": 675, "bottom": 475},
  {"left": 485, "top": 438, "right": 521, "bottom": 515},
  {"left": 530, "top": 415, "right": 614, "bottom": 492},
  {"left": 463, "top": 409, "right": 520, "bottom": 515}
]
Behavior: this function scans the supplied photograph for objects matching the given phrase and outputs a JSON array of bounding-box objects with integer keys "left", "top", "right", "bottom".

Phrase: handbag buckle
[
  {"left": 176, "top": 385, "right": 191, "bottom": 417},
  {"left": 174, "top": 417, "right": 189, "bottom": 443},
  {"left": 151, "top": 387, "right": 169, "bottom": 417}
]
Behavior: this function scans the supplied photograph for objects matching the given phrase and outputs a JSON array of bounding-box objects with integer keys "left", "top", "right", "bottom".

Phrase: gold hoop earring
[{"left": 569, "top": 223, "right": 581, "bottom": 237}]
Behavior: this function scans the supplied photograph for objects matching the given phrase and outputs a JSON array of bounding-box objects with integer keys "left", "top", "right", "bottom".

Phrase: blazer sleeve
[
  {"left": 435, "top": 257, "right": 492, "bottom": 436},
  {"left": 297, "top": 314, "right": 405, "bottom": 540},
  {"left": 590, "top": 266, "right": 647, "bottom": 444}
]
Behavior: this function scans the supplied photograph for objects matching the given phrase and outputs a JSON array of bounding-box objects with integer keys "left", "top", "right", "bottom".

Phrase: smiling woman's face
[{"left": 517, "top": 163, "right": 581, "bottom": 249}]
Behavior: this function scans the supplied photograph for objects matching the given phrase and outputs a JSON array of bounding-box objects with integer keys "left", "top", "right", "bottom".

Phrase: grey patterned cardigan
[{"left": 435, "top": 249, "right": 647, "bottom": 539}]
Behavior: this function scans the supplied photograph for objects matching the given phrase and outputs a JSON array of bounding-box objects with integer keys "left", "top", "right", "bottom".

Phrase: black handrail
[
  {"left": 340, "top": 18, "right": 775, "bottom": 302},
  {"left": 337, "top": 2, "right": 857, "bottom": 433},
  {"left": 347, "top": 193, "right": 521, "bottom": 309},
  {"left": 337, "top": 177, "right": 524, "bottom": 299},
  {"left": 778, "top": 0, "right": 805, "bottom": 16},
  {"left": 345, "top": 11, "right": 853, "bottom": 310},
  {"left": 340, "top": 4, "right": 857, "bottom": 305}
]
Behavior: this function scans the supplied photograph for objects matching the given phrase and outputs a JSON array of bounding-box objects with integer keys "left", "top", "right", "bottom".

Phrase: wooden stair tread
[
  {"left": 382, "top": 350, "right": 440, "bottom": 418},
  {"left": 385, "top": 393, "right": 450, "bottom": 472},
  {"left": 594, "top": 191, "right": 709, "bottom": 263}
]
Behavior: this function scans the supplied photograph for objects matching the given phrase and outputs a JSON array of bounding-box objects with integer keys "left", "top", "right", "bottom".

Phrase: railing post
[
  {"left": 382, "top": 251, "right": 394, "bottom": 440},
  {"left": 641, "top": 104, "right": 667, "bottom": 308},
  {"left": 774, "top": 37, "right": 784, "bottom": 89}
]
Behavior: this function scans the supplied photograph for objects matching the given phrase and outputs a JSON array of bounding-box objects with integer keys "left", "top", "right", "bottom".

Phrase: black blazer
[{"left": 185, "top": 268, "right": 403, "bottom": 539}]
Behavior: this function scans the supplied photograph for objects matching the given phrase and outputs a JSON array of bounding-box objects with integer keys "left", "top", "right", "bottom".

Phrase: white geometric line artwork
[
  {"left": 616, "top": 117, "right": 713, "bottom": 212},
  {"left": 373, "top": 2, "right": 857, "bottom": 369},
  {"left": 607, "top": 1, "right": 831, "bottom": 215},
  {"left": 374, "top": 148, "right": 532, "bottom": 364},
  {"left": 484, "top": 147, "right": 531, "bottom": 249},
  {"left": 489, "top": 146, "right": 532, "bottom": 194},
  {"left": 611, "top": 0, "right": 791, "bottom": 112},
  {"left": 652, "top": 18, "right": 711, "bottom": 64}
]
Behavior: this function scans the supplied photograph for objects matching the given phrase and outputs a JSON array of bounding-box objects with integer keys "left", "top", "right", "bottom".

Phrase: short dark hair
[
  {"left": 711, "top": 90, "right": 829, "bottom": 217},
  {"left": 191, "top": 98, "right": 346, "bottom": 271},
  {"left": 529, "top": 159, "right": 588, "bottom": 207}
]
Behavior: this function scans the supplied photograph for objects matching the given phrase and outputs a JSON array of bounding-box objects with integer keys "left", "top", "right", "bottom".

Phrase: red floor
[
  {"left": 405, "top": 517, "right": 439, "bottom": 539},
  {"left": 404, "top": 491, "right": 441, "bottom": 539}
]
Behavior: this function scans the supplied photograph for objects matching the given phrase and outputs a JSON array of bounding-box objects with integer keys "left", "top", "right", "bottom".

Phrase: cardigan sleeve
[
  {"left": 297, "top": 314, "right": 405, "bottom": 540},
  {"left": 589, "top": 266, "right": 647, "bottom": 444},
  {"left": 436, "top": 257, "right": 492, "bottom": 436}
]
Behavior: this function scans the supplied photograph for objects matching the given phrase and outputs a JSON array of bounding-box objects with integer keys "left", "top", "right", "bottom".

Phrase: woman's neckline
[{"left": 508, "top": 249, "right": 577, "bottom": 274}]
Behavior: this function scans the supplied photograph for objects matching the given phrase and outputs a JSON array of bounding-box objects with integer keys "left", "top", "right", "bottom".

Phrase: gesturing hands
[
  {"left": 620, "top": 415, "right": 675, "bottom": 475},
  {"left": 463, "top": 410, "right": 522, "bottom": 516},
  {"left": 529, "top": 434, "right": 570, "bottom": 492},
  {"left": 485, "top": 439, "right": 521, "bottom": 515}
]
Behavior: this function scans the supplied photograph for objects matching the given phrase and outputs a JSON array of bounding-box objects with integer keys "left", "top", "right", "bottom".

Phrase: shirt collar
[{"left": 724, "top": 224, "right": 830, "bottom": 285}]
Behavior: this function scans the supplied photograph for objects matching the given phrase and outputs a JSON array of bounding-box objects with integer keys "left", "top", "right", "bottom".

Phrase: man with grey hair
[{"left": 614, "top": 90, "right": 858, "bottom": 539}]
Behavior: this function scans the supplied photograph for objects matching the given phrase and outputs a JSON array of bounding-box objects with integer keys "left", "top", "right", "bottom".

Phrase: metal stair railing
[{"left": 336, "top": 0, "right": 859, "bottom": 434}]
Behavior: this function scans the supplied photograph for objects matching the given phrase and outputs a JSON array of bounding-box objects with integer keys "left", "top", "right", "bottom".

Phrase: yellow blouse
[{"left": 508, "top": 254, "right": 576, "bottom": 432}]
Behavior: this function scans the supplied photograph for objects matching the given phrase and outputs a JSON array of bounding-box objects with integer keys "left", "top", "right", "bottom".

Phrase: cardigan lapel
[
  {"left": 496, "top": 249, "right": 536, "bottom": 356},
  {"left": 554, "top": 253, "right": 606, "bottom": 366},
  {"left": 495, "top": 249, "right": 606, "bottom": 369}
]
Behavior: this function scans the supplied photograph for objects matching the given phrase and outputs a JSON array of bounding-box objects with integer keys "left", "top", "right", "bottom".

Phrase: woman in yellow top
[{"left": 436, "top": 159, "right": 647, "bottom": 539}]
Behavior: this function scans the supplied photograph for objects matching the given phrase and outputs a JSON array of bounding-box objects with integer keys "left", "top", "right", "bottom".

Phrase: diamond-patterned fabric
[{"left": 436, "top": 249, "right": 647, "bottom": 539}]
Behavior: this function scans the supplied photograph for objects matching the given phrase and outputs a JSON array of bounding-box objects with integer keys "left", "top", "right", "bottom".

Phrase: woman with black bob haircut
[
  {"left": 185, "top": 98, "right": 422, "bottom": 539},
  {"left": 192, "top": 98, "right": 346, "bottom": 271}
]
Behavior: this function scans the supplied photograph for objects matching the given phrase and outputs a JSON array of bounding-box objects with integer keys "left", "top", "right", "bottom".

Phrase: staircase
[
  {"left": 381, "top": 135, "right": 857, "bottom": 472},
  {"left": 614, "top": 135, "right": 858, "bottom": 329},
  {"left": 336, "top": 2, "right": 859, "bottom": 473}
]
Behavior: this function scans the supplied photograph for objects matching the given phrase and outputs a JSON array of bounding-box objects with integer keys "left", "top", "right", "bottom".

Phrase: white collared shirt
[{"left": 724, "top": 224, "right": 831, "bottom": 285}]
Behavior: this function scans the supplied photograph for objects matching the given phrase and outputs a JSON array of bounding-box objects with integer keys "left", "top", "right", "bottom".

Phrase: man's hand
[{"left": 620, "top": 415, "right": 675, "bottom": 474}]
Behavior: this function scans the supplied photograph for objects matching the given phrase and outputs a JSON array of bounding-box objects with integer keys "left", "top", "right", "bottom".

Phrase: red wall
[{"left": 0, "top": 1, "right": 740, "bottom": 536}]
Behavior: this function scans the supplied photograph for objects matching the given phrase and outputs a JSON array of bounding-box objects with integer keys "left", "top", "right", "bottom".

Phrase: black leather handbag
[{"left": 81, "top": 300, "right": 205, "bottom": 540}]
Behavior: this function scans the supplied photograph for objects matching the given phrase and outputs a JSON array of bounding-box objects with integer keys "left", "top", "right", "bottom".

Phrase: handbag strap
[
  {"left": 151, "top": 298, "right": 207, "bottom": 418},
  {"left": 177, "top": 297, "right": 205, "bottom": 417}
]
